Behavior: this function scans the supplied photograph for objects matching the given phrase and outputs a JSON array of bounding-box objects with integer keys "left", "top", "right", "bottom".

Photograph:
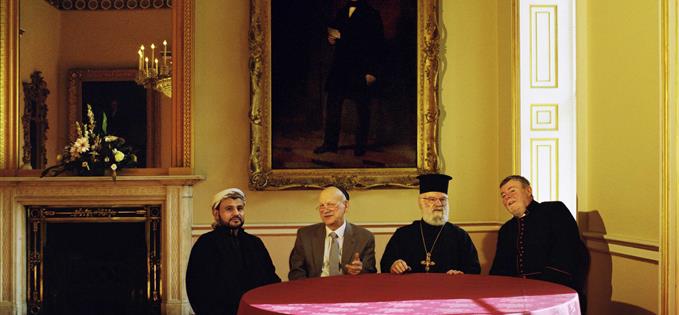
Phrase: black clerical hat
[{"left": 417, "top": 173, "right": 453, "bottom": 194}]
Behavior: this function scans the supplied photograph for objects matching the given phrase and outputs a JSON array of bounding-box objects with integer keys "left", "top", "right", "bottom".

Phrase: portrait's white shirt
[{"left": 321, "top": 220, "right": 347, "bottom": 277}]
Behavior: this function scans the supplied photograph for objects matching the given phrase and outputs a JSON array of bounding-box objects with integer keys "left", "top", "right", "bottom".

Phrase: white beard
[{"left": 422, "top": 210, "right": 447, "bottom": 226}]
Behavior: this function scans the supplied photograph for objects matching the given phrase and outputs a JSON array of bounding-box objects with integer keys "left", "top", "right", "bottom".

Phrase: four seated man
[{"left": 187, "top": 174, "right": 588, "bottom": 314}]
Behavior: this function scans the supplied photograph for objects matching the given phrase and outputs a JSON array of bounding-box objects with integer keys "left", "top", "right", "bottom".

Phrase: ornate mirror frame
[
  {"left": 0, "top": 0, "right": 193, "bottom": 174},
  {"left": 248, "top": 0, "right": 441, "bottom": 190},
  {"left": 67, "top": 68, "right": 161, "bottom": 168},
  {"left": 21, "top": 70, "right": 49, "bottom": 170}
]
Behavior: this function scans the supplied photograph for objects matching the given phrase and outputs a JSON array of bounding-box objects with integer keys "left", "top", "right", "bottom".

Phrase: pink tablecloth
[{"left": 238, "top": 274, "right": 580, "bottom": 315}]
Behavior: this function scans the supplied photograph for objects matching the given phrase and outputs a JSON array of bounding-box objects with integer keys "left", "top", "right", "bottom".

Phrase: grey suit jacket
[{"left": 288, "top": 222, "right": 376, "bottom": 280}]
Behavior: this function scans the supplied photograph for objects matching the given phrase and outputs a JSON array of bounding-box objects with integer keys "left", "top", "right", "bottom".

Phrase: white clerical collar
[{"left": 326, "top": 220, "right": 347, "bottom": 238}]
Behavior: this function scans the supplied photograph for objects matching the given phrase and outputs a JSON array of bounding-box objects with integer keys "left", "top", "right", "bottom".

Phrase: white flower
[
  {"left": 74, "top": 137, "right": 90, "bottom": 153},
  {"left": 69, "top": 137, "right": 90, "bottom": 157},
  {"left": 104, "top": 135, "right": 118, "bottom": 142},
  {"left": 110, "top": 164, "right": 117, "bottom": 171}
]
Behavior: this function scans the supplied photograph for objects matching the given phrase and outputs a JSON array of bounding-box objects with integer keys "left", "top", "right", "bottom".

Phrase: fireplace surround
[
  {"left": 26, "top": 205, "right": 162, "bottom": 314},
  {"left": 0, "top": 175, "right": 203, "bottom": 315}
]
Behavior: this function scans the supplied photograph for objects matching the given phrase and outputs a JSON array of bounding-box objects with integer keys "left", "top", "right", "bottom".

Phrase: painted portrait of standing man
[
  {"left": 249, "top": 0, "right": 440, "bottom": 190},
  {"left": 271, "top": 0, "right": 417, "bottom": 169}
]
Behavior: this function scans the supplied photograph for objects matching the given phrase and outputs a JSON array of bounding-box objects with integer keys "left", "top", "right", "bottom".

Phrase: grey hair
[{"left": 499, "top": 175, "right": 531, "bottom": 188}]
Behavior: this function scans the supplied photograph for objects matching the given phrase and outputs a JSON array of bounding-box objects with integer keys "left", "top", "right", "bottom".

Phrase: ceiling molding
[{"left": 44, "top": 0, "right": 171, "bottom": 11}]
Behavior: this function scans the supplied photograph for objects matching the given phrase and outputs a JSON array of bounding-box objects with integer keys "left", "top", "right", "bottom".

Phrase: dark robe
[
  {"left": 186, "top": 226, "right": 281, "bottom": 315},
  {"left": 490, "top": 201, "right": 589, "bottom": 313},
  {"left": 380, "top": 220, "right": 481, "bottom": 274}
]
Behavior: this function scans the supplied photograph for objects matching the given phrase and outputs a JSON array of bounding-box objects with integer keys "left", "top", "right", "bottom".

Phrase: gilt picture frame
[{"left": 249, "top": 0, "right": 440, "bottom": 190}]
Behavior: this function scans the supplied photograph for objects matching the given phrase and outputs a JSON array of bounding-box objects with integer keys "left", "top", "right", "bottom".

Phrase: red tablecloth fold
[{"left": 239, "top": 273, "right": 580, "bottom": 315}]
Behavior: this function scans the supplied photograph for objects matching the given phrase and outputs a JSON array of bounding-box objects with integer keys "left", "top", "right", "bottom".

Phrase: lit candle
[
  {"left": 163, "top": 40, "right": 168, "bottom": 69},
  {"left": 137, "top": 49, "right": 143, "bottom": 70},
  {"left": 140, "top": 45, "right": 145, "bottom": 72},
  {"left": 145, "top": 57, "right": 149, "bottom": 74},
  {"left": 151, "top": 43, "right": 155, "bottom": 62},
  {"left": 155, "top": 58, "right": 159, "bottom": 74}
]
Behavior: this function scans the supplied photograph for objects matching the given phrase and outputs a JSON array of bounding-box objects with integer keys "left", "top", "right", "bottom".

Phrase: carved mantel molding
[{"left": 0, "top": 175, "right": 204, "bottom": 315}]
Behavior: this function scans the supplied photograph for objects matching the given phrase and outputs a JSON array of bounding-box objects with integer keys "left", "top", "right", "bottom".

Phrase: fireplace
[
  {"left": 0, "top": 175, "right": 203, "bottom": 315},
  {"left": 26, "top": 206, "right": 162, "bottom": 315}
]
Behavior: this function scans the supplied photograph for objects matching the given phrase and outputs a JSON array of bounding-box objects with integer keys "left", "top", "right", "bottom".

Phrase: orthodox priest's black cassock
[
  {"left": 490, "top": 201, "right": 589, "bottom": 313},
  {"left": 380, "top": 220, "right": 481, "bottom": 274},
  {"left": 186, "top": 226, "right": 281, "bottom": 315}
]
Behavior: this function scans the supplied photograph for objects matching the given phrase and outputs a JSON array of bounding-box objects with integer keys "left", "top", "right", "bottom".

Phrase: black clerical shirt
[{"left": 490, "top": 201, "right": 587, "bottom": 291}]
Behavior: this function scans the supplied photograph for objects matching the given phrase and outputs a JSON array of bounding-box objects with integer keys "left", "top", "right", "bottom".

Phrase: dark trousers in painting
[{"left": 321, "top": 92, "right": 371, "bottom": 155}]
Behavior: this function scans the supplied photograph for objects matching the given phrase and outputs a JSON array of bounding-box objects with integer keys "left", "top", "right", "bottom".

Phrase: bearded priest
[{"left": 380, "top": 174, "right": 481, "bottom": 275}]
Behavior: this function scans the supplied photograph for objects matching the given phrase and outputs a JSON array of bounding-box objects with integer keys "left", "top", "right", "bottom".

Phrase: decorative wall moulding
[{"left": 45, "top": 0, "right": 171, "bottom": 11}]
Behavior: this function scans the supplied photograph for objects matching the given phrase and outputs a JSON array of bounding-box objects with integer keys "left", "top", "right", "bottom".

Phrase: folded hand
[{"left": 390, "top": 259, "right": 411, "bottom": 274}]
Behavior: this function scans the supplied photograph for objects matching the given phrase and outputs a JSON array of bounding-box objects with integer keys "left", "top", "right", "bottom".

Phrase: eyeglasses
[
  {"left": 420, "top": 197, "right": 448, "bottom": 205},
  {"left": 316, "top": 202, "right": 343, "bottom": 211}
]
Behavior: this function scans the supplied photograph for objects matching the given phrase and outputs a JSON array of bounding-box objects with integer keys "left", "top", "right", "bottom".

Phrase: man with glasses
[
  {"left": 381, "top": 174, "right": 481, "bottom": 274},
  {"left": 288, "top": 186, "right": 376, "bottom": 280}
]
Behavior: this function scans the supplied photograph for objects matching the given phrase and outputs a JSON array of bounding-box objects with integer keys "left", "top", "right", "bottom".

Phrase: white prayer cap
[{"left": 211, "top": 188, "right": 246, "bottom": 210}]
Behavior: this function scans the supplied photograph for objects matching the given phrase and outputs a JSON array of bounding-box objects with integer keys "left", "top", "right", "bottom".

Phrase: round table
[{"left": 238, "top": 273, "right": 580, "bottom": 314}]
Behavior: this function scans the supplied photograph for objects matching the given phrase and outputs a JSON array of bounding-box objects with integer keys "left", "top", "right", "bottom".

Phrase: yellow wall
[
  {"left": 587, "top": 251, "right": 659, "bottom": 314},
  {"left": 577, "top": 0, "right": 661, "bottom": 313},
  {"left": 496, "top": 0, "right": 517, "bottom": 194},
  {"left": 19, "top": 0, "right": 60, "bottom": 167},
  {"left": 579, "top": 0, "right": 661, "bottom": 243}
]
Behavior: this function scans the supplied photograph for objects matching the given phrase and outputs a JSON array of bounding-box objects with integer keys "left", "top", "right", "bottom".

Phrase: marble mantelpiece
[{"left": 0, "top": 175, "right": 204, "bottom": 315}]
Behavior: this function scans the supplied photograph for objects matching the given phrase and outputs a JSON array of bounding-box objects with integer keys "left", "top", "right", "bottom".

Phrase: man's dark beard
[
  {"left": 214, "top": 216, "right": 244, "bottom": 230},
  {"left": 227, "top": 216, "right": 244, "bottom": 229}
]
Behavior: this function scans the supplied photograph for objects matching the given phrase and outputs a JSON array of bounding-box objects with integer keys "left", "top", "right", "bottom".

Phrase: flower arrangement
[{"left": 41, "top": 104, "right": 137, "bottom": 180}]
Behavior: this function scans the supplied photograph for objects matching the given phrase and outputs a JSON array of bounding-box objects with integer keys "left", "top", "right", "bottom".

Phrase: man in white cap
[
  {"left": 381, "top": 173, "right": 481, "bottom": 274},
  {"left": 288, "top": 186, "right": 376, "bottom": 280},
  {"left": 186, "top": 188, "right": 280, "bottom": 315}
]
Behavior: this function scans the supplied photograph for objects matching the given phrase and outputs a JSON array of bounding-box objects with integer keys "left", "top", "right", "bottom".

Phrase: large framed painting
[
  {"left": 67, "top": 69, "right": 152, "bottom": 167},
  {"left": 249, "top": 0, "right": 440, "bottom": 190}
]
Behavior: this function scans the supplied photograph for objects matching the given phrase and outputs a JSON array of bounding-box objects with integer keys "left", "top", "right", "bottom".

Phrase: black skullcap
[
  {"left": 417, "top": 173, "right": 453, "bottom": 194},
  {"left": 336, "top": 186, "right": 350, "bottom": 201}
]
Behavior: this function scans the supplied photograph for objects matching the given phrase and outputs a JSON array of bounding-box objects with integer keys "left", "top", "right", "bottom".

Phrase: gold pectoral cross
[{"left": 420, "top": 252, "right": 436, "bottom": 272}]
